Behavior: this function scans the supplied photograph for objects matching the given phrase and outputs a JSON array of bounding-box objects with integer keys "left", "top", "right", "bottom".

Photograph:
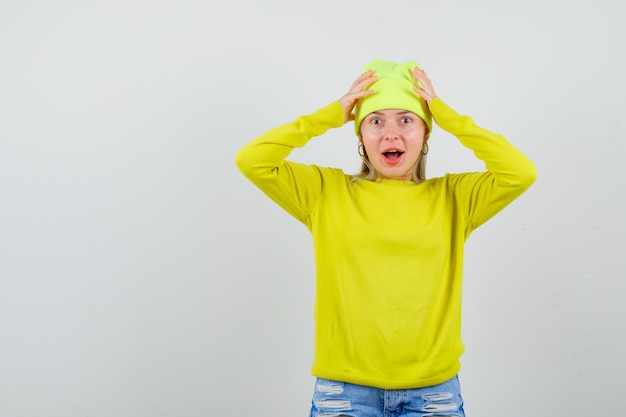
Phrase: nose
[{"left": 384, "top": 122, "right": 400, "bottom": 140}]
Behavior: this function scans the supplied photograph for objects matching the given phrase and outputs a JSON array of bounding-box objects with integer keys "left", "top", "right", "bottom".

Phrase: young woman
[{"left": 235, "top": 60, "right": 537, "bottom": 417}]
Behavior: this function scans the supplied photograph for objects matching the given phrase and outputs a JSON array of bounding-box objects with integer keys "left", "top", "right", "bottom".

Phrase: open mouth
[{"left": 382, "top": 150, "right": 404, "bottom": 163}]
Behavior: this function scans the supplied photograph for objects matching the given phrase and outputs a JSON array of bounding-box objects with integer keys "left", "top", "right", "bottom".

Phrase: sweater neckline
[{"left": 372, "top": 178, "right": 422, "bottom": 187}]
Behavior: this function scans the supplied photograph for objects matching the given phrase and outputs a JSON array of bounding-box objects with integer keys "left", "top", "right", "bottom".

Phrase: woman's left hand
[{"left": 412, "top": 66, "right": 437, "bottom": 104}]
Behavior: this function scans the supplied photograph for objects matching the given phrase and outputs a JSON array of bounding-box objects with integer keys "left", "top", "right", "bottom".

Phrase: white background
[{"left": 1, "top": 0, "right": 624, "bottom": 416}]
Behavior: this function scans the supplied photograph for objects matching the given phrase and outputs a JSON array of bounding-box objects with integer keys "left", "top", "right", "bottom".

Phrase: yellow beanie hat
[{"left": 354, "top": 60, "right": 432, "bottom": 136}]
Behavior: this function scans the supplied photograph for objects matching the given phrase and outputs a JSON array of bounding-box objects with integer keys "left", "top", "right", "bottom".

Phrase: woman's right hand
[{"left": 338, "top": 70, "right": 377, "bottom": 124}]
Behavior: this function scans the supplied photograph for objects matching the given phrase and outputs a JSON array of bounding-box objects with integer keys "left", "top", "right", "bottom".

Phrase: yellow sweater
[{"left": 235, "top": 98, "right": 537, "bottom": 389}]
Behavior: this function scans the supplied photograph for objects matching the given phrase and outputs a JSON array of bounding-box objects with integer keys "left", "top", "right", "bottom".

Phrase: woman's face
[{"left": 359, "top": 109, "right": 428, "bottom": 180}]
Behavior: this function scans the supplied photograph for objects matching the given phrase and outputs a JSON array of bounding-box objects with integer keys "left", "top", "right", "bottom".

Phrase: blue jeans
[{"left": 309, "top": 376, "right": 465, "bottom": 417}]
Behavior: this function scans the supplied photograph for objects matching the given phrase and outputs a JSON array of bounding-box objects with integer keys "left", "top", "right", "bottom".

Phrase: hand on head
[
  {"left": 412, "top": 66, "right": 437, "bottom": 103},
  {"left": 339, "top": 70, "right": 377, "bottom": 123},
  {"left": 339, "top": 64, "right": 437, "bottom": 126}
]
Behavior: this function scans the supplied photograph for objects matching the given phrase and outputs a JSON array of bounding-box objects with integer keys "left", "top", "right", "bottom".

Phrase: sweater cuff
[
  {"left": 428, "top": 97, "right": 472, "bottom": 134},
  {"left": 310, "top": 101, "right": 345, "bottom": 133}
]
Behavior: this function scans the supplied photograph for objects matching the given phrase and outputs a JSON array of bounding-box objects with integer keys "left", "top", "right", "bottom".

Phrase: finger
[
  {"left": 412, "top": 86, "right": 433, "bottom": 103},
  {"left": 412, "top": 67, "right": 436, "bottom": 99},
  {"left": 341, "top": 90, "right": 373, "bottom": 108},
  {"left": 338, "top": 86, "right": 375, "bottom": 112},
  {"left": 351, "top": 88, "right": 375, "bottom": 102},
  {"left": 357, "top": 69, "right": 374, "bottom": 82},
  {"left": 412, "top": 67, "right": 431, "bottom": 87},
  {"left": 338, "top": 70, "right": 377, "bottom": 118},
  {"left": 353, "top": 74, "right": 377, "bottom": 93},
  {"left": 412, "top": 66, "right": 429, "bottom": 79},
  {"left": 412, "top": 85, "right": 428, "bottom": 99}
]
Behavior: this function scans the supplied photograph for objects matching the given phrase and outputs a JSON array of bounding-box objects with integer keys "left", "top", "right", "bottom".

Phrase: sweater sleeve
[
  {"left": 429, "top": 98, "right": 538, "bottom": 231},
  {"left": 234, "top": 101, "right": 345, "bottom": 224}
]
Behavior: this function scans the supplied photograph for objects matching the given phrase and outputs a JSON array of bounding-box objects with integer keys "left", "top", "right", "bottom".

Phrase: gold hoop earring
[
  {"left": 421, "top": 142, "right": 429, "bottom": 156},
  {"left": 358, "top": 143, "right": 367, "bottom": 158}
]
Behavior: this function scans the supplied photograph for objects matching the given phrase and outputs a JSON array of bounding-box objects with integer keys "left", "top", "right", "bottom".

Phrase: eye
[
  {"left": 401, "top": 116, "right": 412, "bottom": 124},
  {"left": 370, "top": 117, "right": 381, "bottom": 125}
]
